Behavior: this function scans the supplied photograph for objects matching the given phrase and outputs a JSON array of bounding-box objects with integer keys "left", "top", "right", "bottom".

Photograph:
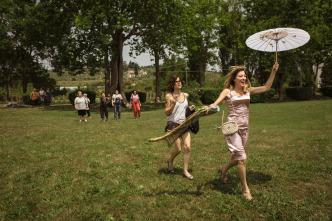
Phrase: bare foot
[
  {"left": 183, "top": 172, "right": 194, "bottom": 180},
  {"left": 217, "top": 166, "right": 228, "bottom": 184},
  {"left": 243, "top": 191, "right": 252, "bottom": 201}
]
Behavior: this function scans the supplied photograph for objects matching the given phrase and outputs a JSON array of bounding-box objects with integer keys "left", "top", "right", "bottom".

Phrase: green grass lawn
[{"left": 0, "top": 100, "right": 331, "bottom": 220}]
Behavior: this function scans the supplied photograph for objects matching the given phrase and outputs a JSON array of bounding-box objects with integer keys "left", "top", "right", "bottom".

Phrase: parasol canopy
[{"left": 245, "top": 28, "right": 310, "bottom": 61}]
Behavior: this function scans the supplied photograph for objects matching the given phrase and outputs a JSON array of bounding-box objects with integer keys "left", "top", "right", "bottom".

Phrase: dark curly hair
[{"left": 167, "top": 75, "right": 183, "bottom": 92}]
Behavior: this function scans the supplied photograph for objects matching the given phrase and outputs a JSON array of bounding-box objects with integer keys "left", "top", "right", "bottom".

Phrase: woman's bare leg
[
  {"left": 238, "top": 159, "right": 252, "bottom": 200},
  {"left": 181, "top": 132, "right": 192, "bottom": 177},
  {"left": 219, "top": 159, "right": 238, "bottom": 183},
  {"left": 168, "top": 138, "right": 182, "bottom": 170}
]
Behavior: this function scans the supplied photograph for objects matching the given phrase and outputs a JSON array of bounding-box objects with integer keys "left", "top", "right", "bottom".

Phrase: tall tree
[
  {"left": 241, "top": 0, "right": 332, "bottom": 99},
  {"left": 183, "top": 0, "right": 220, "bottom": 87},
  {"left": 133, "top": 0, "right": 184, "bottom": 102},
  {"left": 218, "top": 0, "right": 249, "bottom": 75},
  {"left": 60, "top": 0, "right": 147, "bottom": 104},
  {"left": 0, "top": 0, "right": 68, "bottom": 96}
]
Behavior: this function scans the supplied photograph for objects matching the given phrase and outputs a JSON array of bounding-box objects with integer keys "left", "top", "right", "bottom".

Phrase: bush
[
  {"left": 320, "top": 57, "right": 332, "bottom": 87},
  {"left": 285, "top": 87, "right": 313, "bottom": 100},
  {"left": 23, "top": 93, "right": 32, "bottom": 105},
  {"left": 68, "top": 89, "right": 96, "bottom": 104},
  {"left": 187, "top": 90, "right": 203, "bottom": 106},
  {"left": 250, "top": 88, "right": 275, "bottom": 103},
  {"left": 183, "top": 82, "right": 203, "bottom": 105},
  {"left": 23, "top": 93, "right": 41, "bottom": 105},
  {"left": 125, "top": 91, "right": 147, "bottom": 103},
  {"left": 53, "top": 87, "right": 68, "bottom": 96},
  {"left": 217, "top": 76, "right": 227, "bottom": 89},
  {"left": 199, "top": 88, "right": 221, "bottom": 104},
  {"left": 0, "top": 87, "right": 6, "bottom": 101},
  {"left": 321, "top": 86, "right": 332, "bottom": 97}
]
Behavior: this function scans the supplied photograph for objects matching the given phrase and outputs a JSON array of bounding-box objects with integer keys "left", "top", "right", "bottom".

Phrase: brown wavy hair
[
  {"left": 224, "top": 66, "right": 251, "bottom": 92},
  {"left": 167, "top": 75, "right": 183, "bottom": 92}
]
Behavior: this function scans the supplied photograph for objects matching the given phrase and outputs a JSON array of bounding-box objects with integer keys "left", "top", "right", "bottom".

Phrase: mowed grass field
[{"left": 0, "top": 100, "right": 331, "bottom": 220}]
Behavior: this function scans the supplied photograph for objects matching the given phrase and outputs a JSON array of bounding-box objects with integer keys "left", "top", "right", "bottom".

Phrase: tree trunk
[
  {"left": 117, "top": 34, "right": 128, "bottom": 106},
  {"left": 277, "top": 69, "right": 285, "bottom": 101},
  {"left": 110, "top": 32, "right": 128, "bottom": 105},
  {"left": 110, "top": 58, "right": 118, "bottom": 95},
  {"left": 295, "top": 60, "right": 303, "bottom": 87},
  {"left": 199, "top": 59, "right": 205, "bottom": 87},
  {"left": 22, "top": 60, "right": 28, "bottom": 93},
  {"left": 104, "top": 50, "right": 111, "bottom": 96},
  {"left": 312, "top": 63, "right": 320, "bottom": 98},
  {"left": 154, "top": 49, "right": 161, "bottom": 102},
  {"left": 6, "top": 80, "right": 10, "bottom": 101}
]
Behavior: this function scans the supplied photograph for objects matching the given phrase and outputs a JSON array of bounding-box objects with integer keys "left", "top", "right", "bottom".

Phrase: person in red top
[{"left": 130, "top": 90, "right": 141, "bottom": 119}]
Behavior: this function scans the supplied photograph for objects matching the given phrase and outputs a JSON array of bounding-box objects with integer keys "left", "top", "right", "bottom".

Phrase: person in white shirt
[
  {"left": 112, "top": 90, "right": 123, "bottom": 120},
  {"left": 84, "top": 93, "right": 91, "bottom": 118},
  {"left": 39, "top": 88, "right": 45, "bottom": 105},
  {"left": 74, "top": 91, "right": 88, "bottom": 122}
]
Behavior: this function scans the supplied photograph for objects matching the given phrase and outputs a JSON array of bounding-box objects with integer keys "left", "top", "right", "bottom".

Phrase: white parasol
[{"left": 245, "top": 28, "right": 310, "bottom": 61}]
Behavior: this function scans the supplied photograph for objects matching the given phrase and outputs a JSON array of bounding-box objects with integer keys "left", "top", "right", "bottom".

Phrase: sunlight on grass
[{"left": 0, "top": 100, "right": 331, "bottom": 220}]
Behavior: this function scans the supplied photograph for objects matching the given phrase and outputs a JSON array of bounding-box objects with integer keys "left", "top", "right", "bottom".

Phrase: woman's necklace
[{"left": 172, "top": 92, "right": 181, "bottom": 101}]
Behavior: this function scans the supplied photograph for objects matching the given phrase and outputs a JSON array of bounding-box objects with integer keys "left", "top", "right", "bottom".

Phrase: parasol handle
[{"left": 275, "top": 40, "right": 278, "bottom": 62}]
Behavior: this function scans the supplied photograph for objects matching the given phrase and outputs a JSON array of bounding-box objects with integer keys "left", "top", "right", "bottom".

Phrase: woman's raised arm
[{"left": 250, "top": 62, "right": 279, "bottom": 95}]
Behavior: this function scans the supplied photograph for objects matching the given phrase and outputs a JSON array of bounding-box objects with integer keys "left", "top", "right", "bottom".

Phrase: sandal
[
  {"left": 217, "top": 166, "right": 228, "bottom": 184},
  {"left": 167, "top": 160, "right": 174, "bottom": 173}
]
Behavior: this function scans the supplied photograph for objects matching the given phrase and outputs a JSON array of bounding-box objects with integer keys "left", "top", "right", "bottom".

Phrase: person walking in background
[
  {"left": 45, "top": 88, "right": 52, "bottom": 105},
  {"left": 84, "top": 93, "right": 91, "bottom": 118},
  {"left": 30, "top": 88, "right": 39, "bottom": 106},
  {"left": 100, "top": 93, "right": 109, "bottom": 122},
  {"left": 74, "top": 91, "right": 88, "bottom": 122},
  {"left": 112, "top": 90, "right": 123, "bottom": 120},
  {"left": 130, "top": 90, "right": 141, "bottom": 119},
  {"left": 39, "top": 88, "right": 45, "bottom": 105},
  {"left": 211, "top": 62, "right": 279, "bottom": 200}
]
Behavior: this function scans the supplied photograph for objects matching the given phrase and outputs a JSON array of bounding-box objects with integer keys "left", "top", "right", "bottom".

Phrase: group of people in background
[
  {"left": 74, "top": 89, "right": 141, "bottom": 122},
  {"left": 30, "top": 88, "right": 52, "bottom": 105}
]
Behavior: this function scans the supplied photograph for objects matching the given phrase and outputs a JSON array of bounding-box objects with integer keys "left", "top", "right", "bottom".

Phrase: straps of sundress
[{"left": 228, "top": 89, "right": 236, "bottom": 114}]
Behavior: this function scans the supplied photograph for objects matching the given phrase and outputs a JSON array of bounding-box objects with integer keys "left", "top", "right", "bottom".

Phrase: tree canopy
[{"left": 1, "top": 0, "right": 331, "bottom": 101}]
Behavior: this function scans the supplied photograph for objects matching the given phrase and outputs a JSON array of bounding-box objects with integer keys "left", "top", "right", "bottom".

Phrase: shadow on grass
[
  {"left": 157, "top": 167, "right": 193, "bottom": 176},
  {"left": 145, "top": 168, "right": 204, "bottom": 196},
  {"left": 40, "top": 103, "right": 164, "bottom": 112},
  {"left": 145, "top": 187, "right": 204, "bottom": 197},
  {"left": 149, "top": 169, "right": 272, "bottom": 196},
  {"left": 202, "top": 170, "right": 272, "bottom": 195}
]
